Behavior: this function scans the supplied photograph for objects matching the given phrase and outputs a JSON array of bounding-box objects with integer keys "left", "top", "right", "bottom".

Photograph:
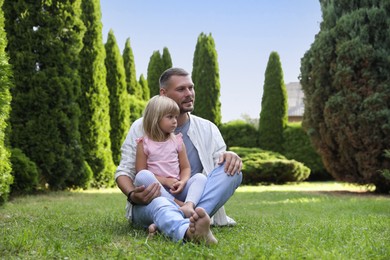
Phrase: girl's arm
[
  {"left": 178, "top": 143, "right": 191, "bottom": 182},
  {"left": 170, "top": 144, "right": 191, "bottom": 194},
  {"left": 135, "top": 140, "right": 147, "bottom": 173}
]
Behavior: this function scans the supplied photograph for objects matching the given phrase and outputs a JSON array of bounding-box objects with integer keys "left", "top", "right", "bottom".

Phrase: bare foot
[
  {"left": 180, "top": 202, "right": 195, "bottom": 218},
  {"left": 147, "top": 223, "right": 158, "bottom": 239},
  {"left": 185, "top": 207, "right": 218, "bottom": 245}
]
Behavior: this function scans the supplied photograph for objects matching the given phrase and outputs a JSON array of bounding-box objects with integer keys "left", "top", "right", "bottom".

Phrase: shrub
[
  {"left": 231, "top": 147, "right": 310, "bottom": 184},
  {"left": 283, "top": 122, "right": 332, "bottom": 181},
  {"left": 10, "top": 148, "right": 40, "bottom": 194},
  {"left": 129, "top": 95, "right": 146, "bottom": 125},
  {"left": 0, "top": 0, "right": 13, "bottom": 205},
  {"left": 300, "top": 0, "right": 390, "bottom": 193},
  {"left": 220, "top": 120, "right": 258, "bottom": 148},
  {"left": 0, "top": 148, "right": 13, "bottom": 205}
]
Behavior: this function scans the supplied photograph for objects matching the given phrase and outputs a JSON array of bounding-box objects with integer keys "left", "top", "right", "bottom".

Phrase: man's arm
[
  {"left": 115, "top": 118, "right": 160, "bottom": 204},
  {"left": 208, "top": 119, "right": 242, "bottom": 175},
  {"left": 116, "top": 175, "right": 161, "bottom": 205}
]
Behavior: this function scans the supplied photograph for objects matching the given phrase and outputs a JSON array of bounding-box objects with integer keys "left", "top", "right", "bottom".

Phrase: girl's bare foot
[
  {"left": 147, "top": 223, "right": 158, "bottom": 239},
  {"left": 185, "top": 207, "right": 218, "bottom": 245},
  {"left": 180, "top": 202, "right": 195, "bottom": 218}
]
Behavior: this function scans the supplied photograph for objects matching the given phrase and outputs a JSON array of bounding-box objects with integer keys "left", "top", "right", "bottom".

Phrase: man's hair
[
  {"left": 159, "top": 67, "right": 189, "bottom": 89},
  {"left": 143, "top": 95, "right": 179, "bottom": 142}
]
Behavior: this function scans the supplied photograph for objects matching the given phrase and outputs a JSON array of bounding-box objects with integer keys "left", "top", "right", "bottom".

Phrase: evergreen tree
[
  {"left": 147, "top": 51, "right": 163, "bottom": 97},
  {"left": 4, "top": 0, "right": 91, "bottom": 190},
  {"left": 105, "top": 29, "right": 130, "bottom": 165},
  {"left": 147, "top": 48, "right": 172, "bottom": 97},
  {"left": 80, "top": 0, "right": 115, "bottom": 187},
  {"left": 0, "top": 0, "right": 13, "bottom": 204},
  {"left": 258, "top": 51, "right": 288, "bottom": 153},
  {"left": 139, "top": 73, "right": 150, "bottom": 101},
  {"left": 192, "top": 33, "right": 222, "bottom": 126},
  {"left": 162, "top": 47, "right": 173, "bottom": 70},
  {"left": 300, "top": 0, "right": 390, "bottom": 193},
  {"left": 123, "top": 38, "right": 141, "bottom": 98}
]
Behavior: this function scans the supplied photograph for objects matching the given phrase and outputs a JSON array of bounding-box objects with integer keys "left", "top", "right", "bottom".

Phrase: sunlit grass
[
  {"left": 1, "top": 182, "right": 389, "bottom": 259},
  {"left": 237, "top": 181, "right": 375, "bottom": 192}
]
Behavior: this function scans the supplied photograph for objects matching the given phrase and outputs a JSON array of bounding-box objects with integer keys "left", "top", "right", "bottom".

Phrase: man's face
[{"left": 161, "top": 75, "right": 195, "bottom": 114}]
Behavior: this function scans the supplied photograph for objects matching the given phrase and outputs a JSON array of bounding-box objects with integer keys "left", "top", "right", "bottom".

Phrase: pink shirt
[{"left": 137, "top": 133, "right": 183, "bottom": 179}]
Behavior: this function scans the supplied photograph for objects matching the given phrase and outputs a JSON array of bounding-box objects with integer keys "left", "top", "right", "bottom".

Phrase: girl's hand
[{"left": 170, "top": 180, "right": 185, "bottom": 194}]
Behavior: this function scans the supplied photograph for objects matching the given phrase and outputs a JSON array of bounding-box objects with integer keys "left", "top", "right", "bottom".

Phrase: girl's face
[{"left": 159, "top": 113, "right": 178, "bottom": 135}]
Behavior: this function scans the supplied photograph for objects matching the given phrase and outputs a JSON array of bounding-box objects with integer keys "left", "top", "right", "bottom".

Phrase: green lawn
[{"left": 1, "top": 182, "right": 389, "bottom": 259}]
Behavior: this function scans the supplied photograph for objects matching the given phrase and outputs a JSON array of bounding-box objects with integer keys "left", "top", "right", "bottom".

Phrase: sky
[{"left": 100, "top": 0, "right": 322, "bottom": 123}]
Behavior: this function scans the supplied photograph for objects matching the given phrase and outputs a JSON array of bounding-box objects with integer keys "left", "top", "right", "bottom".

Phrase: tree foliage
[
  {"left": 147, "top": 48, "right": 172, "bottom": 97},
  {"left": 80, "top": 0, "right": 115, "bottom": 187},
  {"left": 300, "top": 0, "right": 390, "bottom": 193},
  {"left": 105, "top": 29, "right": 130, "bottom": 165},
  {"left": 123, "top": 38, "right": 140, "bottom": 98},
  {"left": 0, "top": 0, "right": 13, "bottom": 204},
  {"left": 138, "top": 73, "right": 149, "bottom": 101},
  {"left": 4, "top": 0, "right": 91, "bottom": 190},
  {"left": 162, "top": 47, "right": 173, "bottom": 71},
  {"left": 258, "top": 51, "right": 288, "bottom": 153},
  {"left": 192, "top": 33, "right": 222, "bottom": 126}
]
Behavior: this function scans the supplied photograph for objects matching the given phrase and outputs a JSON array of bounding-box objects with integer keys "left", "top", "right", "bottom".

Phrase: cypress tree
[
  {"left": 105, "top": 29, "right": 130, "bottom": 165},
  {"left": 0, "top": 0, "right": 13, "bottom": 204},
  {"left": 139, "top": 74, "right": 150, "bottom": 101},
  {"left": 123, "top": 38, "right": 141, "bottom": 98},
  {"left": 162, "top": 47, "right": 173, "bottom": 71},
  {"left": 147, "top": 51, "right": 163, "bottom": 97},
  {"left": 192, "top": 33, "right": 222, "bottom": 126},
  {"left": 147, "top": 48, "right": 172, "bottom": 97},
  {"left": 80, "top": 0, "right": 115, "bottom": 187},
  {"left": 4, "top": 0, "right": 90, "bottom": 190},
  {"left": 258, "top": 51, "right": 288, "bottom": 153},
  {"left": 300, "top": 0, "right": 390, "bottom": 193}
]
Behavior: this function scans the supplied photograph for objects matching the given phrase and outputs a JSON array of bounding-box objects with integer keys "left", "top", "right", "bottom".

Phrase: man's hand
[
  {"left": 218, "top": 151, "right": 243, "bottom": 176},
  {"left": 131, "top": 182, "right": 161, "bottom": 205}
]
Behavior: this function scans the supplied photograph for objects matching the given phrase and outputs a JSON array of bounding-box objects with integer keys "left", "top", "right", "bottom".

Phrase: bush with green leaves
[
  {"left": 4, "top": 0, "right": 90, "bottom": 190},
  {"left": 258, "top": 51, "right": 288, "bottom": 153},
  {"left": 231, "top": 147, "right": 310, "bottom": 184},
  {"left": 0, "top": 0, "right": 13, "bottom": 205},
  {"left": 220, "top": 120, "right": 258, "bottom": 149},
  {"left": 192, "top": 32, "right": 222, "bottom": 126},
  {"left": 300, "top": 0, "right": 390, "bottom": 193},
  {"left": 283, "top": 122, "right": 331, "bottom": 181},
  {"left": 10, "top": 148, "right": 40, "bottom": 194},
  {"left": 129, "top": 95, "right": 146, "bottom": 125}
]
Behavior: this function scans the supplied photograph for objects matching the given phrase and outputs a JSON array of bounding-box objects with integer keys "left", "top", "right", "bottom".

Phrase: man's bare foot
[
  {"left": 147, "top": 223, "right": 158, "bottom": 239},
  {"left": 185, "top": 207, "right": 218, "bottom": 245},
  {"left": 180, "top": 202, "right": 195, "bottom": 218}
]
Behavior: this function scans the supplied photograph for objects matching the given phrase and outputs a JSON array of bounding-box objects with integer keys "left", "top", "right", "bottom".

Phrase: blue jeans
[{"left": 132, "top": 164, "right": 242, "bottom": 242}]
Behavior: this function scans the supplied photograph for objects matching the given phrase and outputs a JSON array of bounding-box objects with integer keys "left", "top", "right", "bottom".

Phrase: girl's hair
[{"left": 143, "top": 95, "right": 179, "bottom": 141}]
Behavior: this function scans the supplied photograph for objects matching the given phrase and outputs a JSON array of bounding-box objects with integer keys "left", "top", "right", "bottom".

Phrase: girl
[{"left": 134, "top": 95, "right": 206, "bottom": 218}]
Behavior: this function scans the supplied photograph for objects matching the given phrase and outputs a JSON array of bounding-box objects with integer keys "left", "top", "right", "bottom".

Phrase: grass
[{"left": 1, "top": 182, "right": 389, "bottom": 259}]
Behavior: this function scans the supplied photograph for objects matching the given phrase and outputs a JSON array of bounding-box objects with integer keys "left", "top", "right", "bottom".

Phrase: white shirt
[{"left": 115, "top": 114, "right": 232, "bottom": 225}]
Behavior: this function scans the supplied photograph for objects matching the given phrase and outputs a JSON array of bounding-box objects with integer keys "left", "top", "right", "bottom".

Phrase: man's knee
[{"left": 210, "top": 164, "right": 243, "bottom": 188}]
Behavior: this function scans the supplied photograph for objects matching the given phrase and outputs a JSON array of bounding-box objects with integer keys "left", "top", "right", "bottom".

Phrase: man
[{"left": 115, "top": 67, "right": 243, "bottom": 245}]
